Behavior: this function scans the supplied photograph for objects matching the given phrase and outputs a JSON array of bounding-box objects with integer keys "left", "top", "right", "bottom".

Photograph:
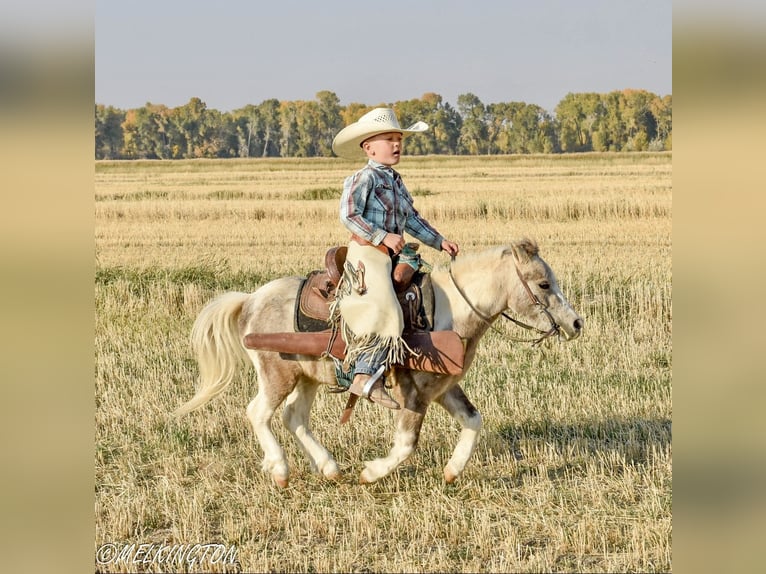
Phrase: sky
[{"left": 95, "top": 0, "right": 672, "bottom": 114}]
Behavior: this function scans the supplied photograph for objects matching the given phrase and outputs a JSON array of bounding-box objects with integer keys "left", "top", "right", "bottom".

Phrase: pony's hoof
[
  {"left": 359, "top": 469, "right": 374, "bottom": 484},
  {"left": 321, "top": 460, "right": 341, "bottom": 481},
  {"left": 444, "top": 468, "right": 458, "bottom": 484},
  {"left": 360, "top": 459, "right": 389, "bottom": 484},
  {"left": 272, "top": 475, "right": 289, "bottom": 488}
]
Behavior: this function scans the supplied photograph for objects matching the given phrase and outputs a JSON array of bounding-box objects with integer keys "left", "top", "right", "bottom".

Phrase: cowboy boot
[{"left": 348, "top": 366, "right": 400, "bottom": 410}]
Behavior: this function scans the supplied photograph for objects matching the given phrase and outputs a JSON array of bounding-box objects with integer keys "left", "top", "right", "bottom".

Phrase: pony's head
[{"left": 504, "top": 238, "right": 583, "bottom": 342}]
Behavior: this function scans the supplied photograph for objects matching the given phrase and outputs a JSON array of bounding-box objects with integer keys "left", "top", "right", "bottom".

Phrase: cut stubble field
[{"left": 95, "top": 152, "right": 671, "bottom": 573}]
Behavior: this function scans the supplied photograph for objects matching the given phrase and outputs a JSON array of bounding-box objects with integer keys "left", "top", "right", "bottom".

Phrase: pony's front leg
[
  {"left": 436, "top": 384, "right": 482, "bottom": 483},
  {"left": 359, "top": 384, "right": 427, "bottom": 484},
  {"left": 282, "top": 377, "right": 340, "bottom": 481}
]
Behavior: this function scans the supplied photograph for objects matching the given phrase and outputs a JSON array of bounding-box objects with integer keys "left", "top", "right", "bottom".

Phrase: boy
[{"left": 331, "top": 108, "right": 459, "bottom": 412}]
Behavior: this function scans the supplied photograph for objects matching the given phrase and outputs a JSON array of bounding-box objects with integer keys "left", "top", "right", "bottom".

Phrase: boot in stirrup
[{"left": 348, "top": 366, "right": 400, "bottom": 410}]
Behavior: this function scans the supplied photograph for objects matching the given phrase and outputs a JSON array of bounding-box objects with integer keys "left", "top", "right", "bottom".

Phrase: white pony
[{"left": 174, "top": 238, "right": 583, "bottom": 486}]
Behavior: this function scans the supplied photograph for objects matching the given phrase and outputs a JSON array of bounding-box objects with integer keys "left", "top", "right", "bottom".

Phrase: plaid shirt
[{"left": 339, "top": 160, "right": 444, "bottom": 251}]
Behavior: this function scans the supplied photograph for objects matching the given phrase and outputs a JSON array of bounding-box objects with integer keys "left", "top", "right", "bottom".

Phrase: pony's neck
[{"left": 433, "top": 248, "right": 510, "bottom": 335}]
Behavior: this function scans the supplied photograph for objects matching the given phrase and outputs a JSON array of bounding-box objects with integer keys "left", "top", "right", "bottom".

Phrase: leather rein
[{"left": 448, "top": 254, "right": 561, "bottom": 347}]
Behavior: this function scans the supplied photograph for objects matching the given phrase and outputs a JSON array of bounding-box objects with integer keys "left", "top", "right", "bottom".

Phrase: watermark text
[{"left": 96, "top": 542, "right": 239, "bottom": 570}]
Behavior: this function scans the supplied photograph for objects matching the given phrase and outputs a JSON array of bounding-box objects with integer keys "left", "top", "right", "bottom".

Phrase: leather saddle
[{"left": 295, "top": 245, "right": 433, "bottom": 333}]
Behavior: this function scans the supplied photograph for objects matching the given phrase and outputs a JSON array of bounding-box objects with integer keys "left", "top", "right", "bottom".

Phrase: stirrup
[{"left": 360, "top": 365, "right": 386, "bottom": 399}]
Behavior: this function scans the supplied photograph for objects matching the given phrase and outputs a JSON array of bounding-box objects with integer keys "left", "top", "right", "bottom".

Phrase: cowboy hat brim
[{"left": 332, "top": 120, "right": 428, "bottom": 160}]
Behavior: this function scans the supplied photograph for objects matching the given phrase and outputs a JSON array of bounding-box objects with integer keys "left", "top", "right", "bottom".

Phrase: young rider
[{"left": 331, "top": 107, "right": 460, "bottom": 411}]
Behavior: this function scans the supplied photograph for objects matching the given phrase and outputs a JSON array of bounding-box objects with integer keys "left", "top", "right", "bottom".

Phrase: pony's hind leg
[
  {"left": 282, "top": 377, "right": 340, "bottom": 480},
  {"left": 246, "top": 393, "right": 290, "bottom": 487},
  {"left": 245, "top": 355, "right": 299, "bottom": 487},
  {"left": 436, "top": 384, "right": 482, "bottom": 483}
]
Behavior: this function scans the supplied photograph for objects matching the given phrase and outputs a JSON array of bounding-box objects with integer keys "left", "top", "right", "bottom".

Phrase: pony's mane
[
  {"left": 432, "top": 239, "right": 538, "bottom": 273},
  {"left": 433, "top": 245, "right": 507, "bottom": 273}
]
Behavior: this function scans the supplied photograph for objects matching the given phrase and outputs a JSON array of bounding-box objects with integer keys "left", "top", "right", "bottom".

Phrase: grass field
[{"left": 95, "top": 152, "right": 672, "bottom": 572}]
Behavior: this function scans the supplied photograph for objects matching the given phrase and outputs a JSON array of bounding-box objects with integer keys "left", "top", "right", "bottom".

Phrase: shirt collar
[{"left": 367, "top": 159, "right": 397, "bottom": 177}]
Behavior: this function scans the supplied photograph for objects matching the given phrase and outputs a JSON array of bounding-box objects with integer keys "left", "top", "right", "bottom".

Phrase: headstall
[{"left": 447, "top": 253, "right": 560, "bottom": 347}]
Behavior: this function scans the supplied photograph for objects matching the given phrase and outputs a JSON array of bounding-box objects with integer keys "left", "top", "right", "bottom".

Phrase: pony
[{"left": 174, "top": 238, "right": 583, "bottom": 486}]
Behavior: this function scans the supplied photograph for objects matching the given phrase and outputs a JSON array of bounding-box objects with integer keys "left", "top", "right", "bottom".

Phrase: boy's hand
[
  {"left": 441, "top": 240, "right": 460, "bottom": 257},
  {"left": 383, "top": 233, "right": 405, "bottom": 254}
]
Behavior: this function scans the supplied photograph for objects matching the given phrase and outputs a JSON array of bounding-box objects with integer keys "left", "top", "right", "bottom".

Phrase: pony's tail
[{"left": 173, "top": 291, "right": 251, "bottom": 418}]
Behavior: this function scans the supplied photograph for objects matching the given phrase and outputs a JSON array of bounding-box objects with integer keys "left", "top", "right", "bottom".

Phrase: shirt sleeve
[
  {"left": 400, "top": 185, "right": 444, "bottom": 251},
  {"left": 339, "top": 169, "right": 388, "bottom": 245}
]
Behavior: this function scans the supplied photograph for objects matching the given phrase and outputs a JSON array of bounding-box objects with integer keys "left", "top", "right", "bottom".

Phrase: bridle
[{"left": 447, "top": 254, "right": 561, "bottom": 347}]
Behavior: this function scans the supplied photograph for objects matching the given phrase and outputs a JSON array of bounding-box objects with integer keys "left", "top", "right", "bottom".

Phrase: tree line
[{"left": 95, "top": 89, "right": 671, "bottom": 160}]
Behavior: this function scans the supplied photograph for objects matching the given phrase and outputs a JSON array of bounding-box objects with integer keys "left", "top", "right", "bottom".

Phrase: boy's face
[{"left": 362, "top": 132, "right": 403, "bottom": 166}]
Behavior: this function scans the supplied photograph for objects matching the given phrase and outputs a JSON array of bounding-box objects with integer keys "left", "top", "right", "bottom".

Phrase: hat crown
[
  {"left": 332, "top": 107, "right": 428, "bottom": 159},
  {"left": 359, "top": 108, "right": 402, "bottom": 129}
]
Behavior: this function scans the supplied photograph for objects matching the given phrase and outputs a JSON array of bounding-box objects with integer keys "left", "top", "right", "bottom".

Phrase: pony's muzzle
[{"left": 564, "top": 317, "right": 584, "bottom": 340}]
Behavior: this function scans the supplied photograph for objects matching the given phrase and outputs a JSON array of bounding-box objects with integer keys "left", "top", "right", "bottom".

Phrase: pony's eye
[{"left": 539, "top": 282, "right": 550, "bottom": 290}]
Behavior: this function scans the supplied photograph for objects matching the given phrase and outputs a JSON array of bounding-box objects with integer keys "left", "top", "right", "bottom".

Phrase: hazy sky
[{"left": 95, "top": 0, "right": 672, "bottom": 113}]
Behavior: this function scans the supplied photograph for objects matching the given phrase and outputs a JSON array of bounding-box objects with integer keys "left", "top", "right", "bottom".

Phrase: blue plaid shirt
[{"left": 339, "top": 160, "right": 444, "bottom": 251}]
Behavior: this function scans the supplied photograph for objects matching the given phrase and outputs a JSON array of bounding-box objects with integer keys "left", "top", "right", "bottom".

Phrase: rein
[{"left": 447, "top": 254, "right": 561, "bottom": 347}]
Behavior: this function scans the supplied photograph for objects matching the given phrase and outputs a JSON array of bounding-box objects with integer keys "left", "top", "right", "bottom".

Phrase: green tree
[
  {"left": 555, "top": 92, "right": 602, "bottom": 152},
  {"left": 430, "top": 99, "right": 461, "bottom": 154},
  {"left": 456, "top": 93, "right": 488, "bottom": 155},
  {"left": 485, "top": 102, "right": 509, "bottom": 154},
  {"left": 169, "top": 97, "right": 208, "bottom": 158},
  {"left": 199, "top": 108, "right": 238, "bottom": 158},
  {"left": 121, "top": 103, "right": 172, "bottom": 159},
  {"left": 393, "top": 94, "right": 433, "bottom": 155},
  {"left": 279, "top": 101, "right": 299, "bottom": 158},
  {"left": 593, "top": 91, "right": 625, "bottom": 151},
  {"left": 96, "top": 88, "right": 670, "bottom": 158},
  {"left": 315, "top": 91, "right": 342, "bottom": 157},
  {"left": 487, "top": 102, "right": 557, "bottom": 154},
  {"left": 621, "top": 89, "right": 657, "bottom": 151},
  {"left": 649, "top": 94, "right": 672, "bottom": 150},
  {"left": 95, "top": 104, "right": 125, "bottom": 159},
  {"left": 538, "top": 109, "right": 559, "bottom": 153},
  {"left": 293, "top": 100, "right": 320, "bottom": 157},
  {"left": 231, "top": 104, "right": 259, "bottom": 157},
  {"left": 257, "top": 99, "right": 282, "bottom": 157}
]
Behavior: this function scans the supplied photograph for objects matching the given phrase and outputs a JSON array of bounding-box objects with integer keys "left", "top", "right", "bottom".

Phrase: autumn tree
[
  {"left": 95, "top": 89, "right": 670, "bottom": 159},
  {"left": 120, "top": 103, "right": 172, "bottom": 159}
]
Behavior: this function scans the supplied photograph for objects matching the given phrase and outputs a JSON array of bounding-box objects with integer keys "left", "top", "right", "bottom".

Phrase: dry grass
[{"left": 95, "top": 152, "right": 671, "bottom": 572}]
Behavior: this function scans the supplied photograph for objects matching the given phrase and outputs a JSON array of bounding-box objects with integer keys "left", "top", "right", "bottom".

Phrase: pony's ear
[{"left": 505, "top": 238, "right": 539, "bottom": 263}]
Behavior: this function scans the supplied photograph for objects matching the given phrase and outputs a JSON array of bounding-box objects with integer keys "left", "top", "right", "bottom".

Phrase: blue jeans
[{"left": 354, "top": 348, "right": 388, "bottom": 376}]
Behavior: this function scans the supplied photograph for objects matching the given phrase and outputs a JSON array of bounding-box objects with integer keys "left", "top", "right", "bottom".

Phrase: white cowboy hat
[{"left": 332, "top": 107, "right": 429, "bottom": 160}]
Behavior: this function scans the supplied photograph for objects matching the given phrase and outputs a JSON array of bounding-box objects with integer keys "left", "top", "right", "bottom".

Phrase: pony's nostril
[{"left": 574, "top": 318, "right": 584, "bottom": 331}]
